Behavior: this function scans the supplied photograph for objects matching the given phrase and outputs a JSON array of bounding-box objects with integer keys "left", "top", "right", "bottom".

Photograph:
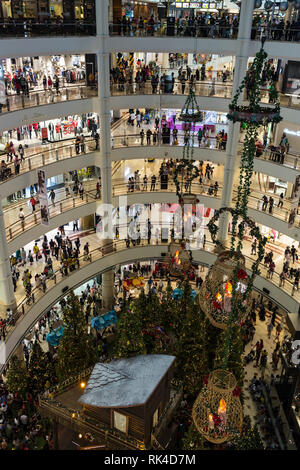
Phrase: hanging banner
[
  {"left": 41, "top": 127, "right": 48, "bottom": 140},
  {"left": 37, "top": 169, "right": 50, "bottom": 226},
  {"left": 0, "top": 65, "right": 6, "bottom": 105},
  {"left": 288, "top": 175, "right": 300, "bottom": 227}
]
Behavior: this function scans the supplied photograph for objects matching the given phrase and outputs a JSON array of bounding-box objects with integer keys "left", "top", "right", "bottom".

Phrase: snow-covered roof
[{"left": 78, "top": 355, "right": 176, "bottom": 408}]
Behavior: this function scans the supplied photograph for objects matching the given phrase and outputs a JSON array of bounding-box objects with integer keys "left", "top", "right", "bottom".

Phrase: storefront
[
  {"left": 1, "top": 54, "right": 86, "bottom": 93},
  {"left": 0, "top": 112, "right": 98, "bottom": 145},
  {"left": 169, "top": 0, "right": 238, "bottom": 18},
  {"left": 274, "top": 122, "right": 300, "bottom": 154},
  {"left": 0, "top": 0, "right": 96, "bottom": 21},
  {"left": 121, "top": 0, "right": 159, "bottom": 19}
]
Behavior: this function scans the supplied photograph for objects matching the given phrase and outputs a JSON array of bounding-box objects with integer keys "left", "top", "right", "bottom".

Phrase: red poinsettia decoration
[
  {"left": 232, "top": 386, "right": 241, "bottom": 397},
  {"left": 213, "top": 301, "right": 222, "bottom": 310},
  {"left": 237, "top": 269, "right": 248, "bottom": 281},
  {"left": 203, "top": 375, "right": 209, "bottom": 385},
  {"left": 212, "top": 414, "right": 222, "bottom": 426}
]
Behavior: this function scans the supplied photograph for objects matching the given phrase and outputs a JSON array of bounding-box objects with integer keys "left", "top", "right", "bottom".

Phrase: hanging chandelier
[
  {"left": 167, "top": 88, "right": 203, "bottom": 277},
  {"left": 173, "top": 88, "right": 203, "bottom": 204}
]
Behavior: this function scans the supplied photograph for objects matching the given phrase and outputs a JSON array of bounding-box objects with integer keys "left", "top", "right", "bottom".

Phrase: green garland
[
  {"left": 227, "top": 46, "right": 282, "bottom": 126},
  {"left": 207, "top": 43, "right": 281, "bottom": 374}
]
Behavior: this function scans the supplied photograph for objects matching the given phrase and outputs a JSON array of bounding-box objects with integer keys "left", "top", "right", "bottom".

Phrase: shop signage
[
  {"left": 63, "top": 122, "right": 75, "bottom": 135},
  {"left": 175, "top": 0, "right": 218, "bottom": 7},
  {"left": 37, "top": 169, "right": 50, "bottom": 226}
]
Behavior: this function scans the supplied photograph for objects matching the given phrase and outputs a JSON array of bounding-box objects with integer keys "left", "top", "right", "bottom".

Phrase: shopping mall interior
[{"left": 0, "top": 0, "right": 299, "bottom": 453}]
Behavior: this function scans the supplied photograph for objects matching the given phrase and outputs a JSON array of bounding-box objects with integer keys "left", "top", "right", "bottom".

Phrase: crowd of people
[
  {"left": 110, "top": 61, "right": 232, "bottom": 96},
  {"left": 0, "top": 381, "right": 53, "bottom": 450},
  {"left": 0, "top": 16, "right": 96, "bottom": 37},
  {"left": 112, "top": 13, "right": 239, "bottom": 39},
  {"left": 9, "top": 228, "right": 92, "bottom": 307},
  {"left": 251, "top": 14, "right": 300, "bottom": 42},
  {"left": 125, "top": 160, "right": 219, "bottom": 197}
]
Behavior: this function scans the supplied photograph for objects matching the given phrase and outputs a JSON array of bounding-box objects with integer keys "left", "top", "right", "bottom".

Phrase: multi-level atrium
[{"left": 0, "top": 0, "right": 300, "bottom": 453}]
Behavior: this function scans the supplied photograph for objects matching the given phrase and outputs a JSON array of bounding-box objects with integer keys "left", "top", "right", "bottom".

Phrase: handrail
[
  {"left": 6, "top": 185, "right": 98, "bottom": 242},
  {"left": 0, "top": 85, "right": 97, "bottom": 115},
  {"left": 0, "top": 138, "right": 97, "bottom": 184},
  {"left": 110, "top": 81, "right": 233, "bottom": 98},
  {"left": 232, "top": 191, "right": 300, "bottom": 229},
  {"left": 4, "top": 238, "right": 300, "bottom": 350},
  {"left": 7, "top": 179, "right": 299, "bottom": 242},
  {"left": 39, "top": 396, "right": 141, "bottom": 449},
  {"left": 5, "top": 179, "right": 220, "bottom": 240},
  {"left": 112, "top": 133, "right": 224, "bottom": 151},
  {"left": 109, "top": 22, "right": 239, "bottom": 39},
  {"left": 255, "top": 148, "right": 300, "bottom": 171},
  {"left": 0, "top": 21, "right": 96, "bottom": 38}
]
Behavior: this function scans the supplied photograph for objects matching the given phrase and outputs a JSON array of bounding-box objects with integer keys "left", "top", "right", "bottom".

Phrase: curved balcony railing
[
  {"left": 4, "top": 179, "right": 220, "bottom": 241},
  {"left": 256, "top": 148, "right": 300, "bottom": 172},
  {"left": 0, "top": 138, "right": 97, "bottom": 183},
  {"left": 111, "top": 180, "right": 222, "bottom": 198},
  {"left": 0, "top": 133, "right": 223, "bottom": 184},
  {"left": 109, "top": 22, "right": 239, "bottom": 39},
  {"left": 4, "top": 237, "right": 300, "bottom": 353},
  {"left": 112, "top": 133, "right": 225, "bottom": 150},
  {"left": 6, "top": 185, "right": 98, "bottom": 242},
  {"left": 6, "top": 174, "right": 298, "bottom": 244},
  {"left": 259, "top": 89, "right": 300, "bottom": 112},
  {"left": 0, "top": 85, "right": 97, "bottom": 115},
  {"left": 233, "top": 192, "right": 300, "bottom": 229},
  {"left": 110, "top": 81, "right": 232, "bottom": 98},
  {"left": 0, "top": 21, "right": 96, "bottom": 38},
  {"left": 250, "top": 25, "right": 300, "bottom": 43}
]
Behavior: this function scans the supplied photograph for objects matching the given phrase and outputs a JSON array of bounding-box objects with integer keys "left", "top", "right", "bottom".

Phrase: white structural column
[
  {"left": 102, "top": 270, "right": 115, "bottom": 310},
  {"left": 96, "top": 0, "right": 115, "bottom": 309},
  {"left": 0, "top": 200, "right": 16, "bottom": 313},
  {"left": 217, "top": 0, "right": 255, "bottom": 244}
]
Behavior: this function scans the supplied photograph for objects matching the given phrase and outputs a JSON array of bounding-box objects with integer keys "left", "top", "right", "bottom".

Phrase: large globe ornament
[
  {"left": 264, "top": 1, "right": 274, "bottom": 9},
  {"left": 199, "top": 250, "right": 250, "bottom": 330},
  {"left": 279, "top": 1, "right": 289, "bottom": 10},
  {"left": 254, "top": 0, "right": 262, "bottom": 8},
  {"left": 192, "top": 370, "right": 243, "bottom": 444}
]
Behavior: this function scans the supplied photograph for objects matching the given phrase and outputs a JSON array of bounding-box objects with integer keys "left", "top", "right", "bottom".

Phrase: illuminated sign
[{"left": 283, "top": 128, "right": 300, "bottom": 137}]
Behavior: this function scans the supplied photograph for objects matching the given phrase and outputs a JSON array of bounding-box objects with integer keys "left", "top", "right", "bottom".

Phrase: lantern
[
  {"left": 192, "top": 370, "right": 243, "bottom": 444},
  {"left": 199, "top": 250, "right": 250, "bottom": 330},
  {"left": 166, "top": 241, "right": 192, "bottom": 278},
  {"left": 254, "top": 0, "right": 262, "bottom": 7}
]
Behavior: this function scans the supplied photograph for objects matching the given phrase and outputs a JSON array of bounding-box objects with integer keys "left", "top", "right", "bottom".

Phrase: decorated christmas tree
[
  {"left": 181, "top": 423, "right": 209, "bottom": 450},
  {"left": 56, "top": 291, "right": 98, "bottom": 382},
  {"left": 160, "top": 283, "right": 176, "bottom": 333},
  {"left": 6, "top": 355, "right": 29, "bottom": 395},
  {"left": 232, "top": 415, "right": 264, "bottom": 450},
  {"left": 112, "top": 293, "right": 147, "bottom": 358},
  {"left": 213, "top": 324, "right": 245, "bottom": 389},
  {"left": 27, "top": 342, "right": 57, "bottom": 395},
  {"left": 174, "top": 281, "right": 211, "bottom": 398}
]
